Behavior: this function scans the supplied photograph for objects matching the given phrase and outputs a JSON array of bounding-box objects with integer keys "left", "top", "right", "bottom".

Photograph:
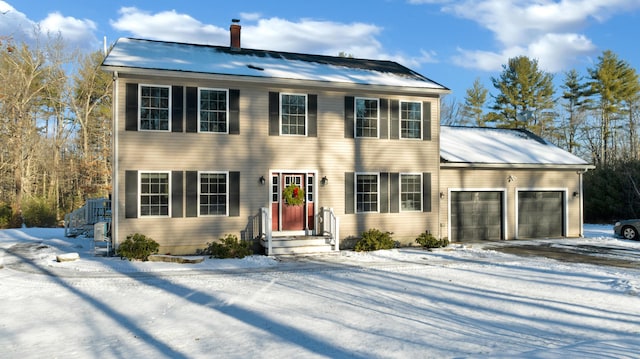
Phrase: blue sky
[{"left": 1, "top": 0, "right": 639, "bottom": 102}]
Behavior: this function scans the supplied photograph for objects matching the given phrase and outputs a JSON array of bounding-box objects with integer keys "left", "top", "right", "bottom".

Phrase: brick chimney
[{"left": 230, "top": 19, "right": 241, "bottom": 50}]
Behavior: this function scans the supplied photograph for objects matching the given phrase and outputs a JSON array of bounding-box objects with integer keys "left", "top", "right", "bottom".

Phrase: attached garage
[
  {"left": 440, "top": 126, "right": 595, "bottom": 241},
  {"left": 517, "top": 191, "right": 564, "bottom": 238},
  {"left": 450, "top": 191, "right": 503, "bottom": 241}
]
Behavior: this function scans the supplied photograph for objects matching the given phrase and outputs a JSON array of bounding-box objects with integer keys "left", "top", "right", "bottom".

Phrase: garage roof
[{"left": 440, "top": 126, "right": 594, "bottom": 168}]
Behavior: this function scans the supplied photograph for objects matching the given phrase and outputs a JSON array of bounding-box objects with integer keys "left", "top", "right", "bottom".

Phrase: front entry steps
[{"left": 261, "top": 236, "right": 336, "bottom": 256}]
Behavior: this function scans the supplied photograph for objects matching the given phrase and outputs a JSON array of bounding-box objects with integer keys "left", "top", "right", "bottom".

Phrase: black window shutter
[
  {"left": 345, "top": 172, "right": 354, "bottom": 214},
  {"left": 186, "top": 87, "right": 198, "bottom": 133},
  {"left": 390, "top": 173, "right": 400, "bottom": 213},
  {"left": 380, "top": 172, "right": 389, "bottom": 213},
  {"left": 229, "top": 171, "right": 240, "bottom": 217},
  {"left": 307, "top": 94, "right": 317, "bottom": 137},
  {"left": 269, "top": 92, "right": 280, "bottom": 136},
  {"left": 423, "top": 172, "right": 432, "bottom": 212},
  {"left": 423, "top": 101, "right": 431, "bottom": 141},
  {"left": 390, "top": 100, "right": 399, "bottom": 140},
  {"left": 125, "top": 83, "right": 138, "bottom": 131},
  {"left": 379, "top": 99, "right": 389, "bottom": 139},
  {"left": 125, "top": 170, "right": 138, "bottom": 218},
  {"left": 344, "top": 96, "right": 354, "bottom": 138},
  {"left": 171, "top": 86, "right": 184, "bottom": 132},
  {"left": 229, "top": 89, "right": 240, "bottom": 135},
  {"left": 171, "top": 171, "right": 183, "bottom": 218},
  {"left": 185, "top": 171, "right": 198, "bottom": 217}
]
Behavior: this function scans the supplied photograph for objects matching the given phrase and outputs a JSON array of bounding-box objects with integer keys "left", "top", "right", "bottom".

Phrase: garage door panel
[
  {"left": 451, "top": 191, "right": 502, "bottom": 241},
  {"left": 518, "top": 191, "right": 563, "bottom": 238}
]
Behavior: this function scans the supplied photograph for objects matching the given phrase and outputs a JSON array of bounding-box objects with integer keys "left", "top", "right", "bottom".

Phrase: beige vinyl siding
[
  {"left": 440, "top": 167, "right": 583, "bottom": 241},
  {"left": 114, "top": 74, "right": 442, "bottom": 253}
]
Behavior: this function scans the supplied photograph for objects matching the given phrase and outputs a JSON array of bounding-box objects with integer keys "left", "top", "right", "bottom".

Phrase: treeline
[
  {"left": 584, "top": 160, "right": 640, "bottom": 223},
  {"left": 2, "top": 34, "right": 638, "bottom": 227},
  {"left": 443, "top": 51, "right": 640, "bottom": 223},
  {"left": 0, "top": 34, "right": 111, "bottom": 228}
]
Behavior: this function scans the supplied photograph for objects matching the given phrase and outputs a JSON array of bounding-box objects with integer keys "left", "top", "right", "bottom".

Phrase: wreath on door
[{"left": 283, "top": 184, "right": 305, "bottom": 206}]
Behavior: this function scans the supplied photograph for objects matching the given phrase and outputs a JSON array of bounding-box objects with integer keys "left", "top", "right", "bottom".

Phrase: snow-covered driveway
[{"left": 1, "top": 226, "right": 639, "bottom": 358}]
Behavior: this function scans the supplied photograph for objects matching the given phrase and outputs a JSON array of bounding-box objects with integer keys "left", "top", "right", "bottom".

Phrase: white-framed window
[
  {"left": 400, "top": 173, "right": 422, "bottom": 211},
  {"left": 281, "top": 93, "right": 307, "bottom": 135},
  {"left": 400, "top": 101, "right": 421, "bottom": 139},
  {"left": 199, "top": 172, "right": 228, "bottom": 216},
  {"left": 199, "top": 88, "right": 228, "bottom": 133},
  {"left": 356, "top": 173, "right": 379, "bottom": 213},
  {"left": 139, "top": 85, "right": 171, "bottom": 131},
  {"left": 272, "top": 175, "right": 279, "bottom": 203},
  {"left": 139, "top": 171, "right": 170, "bottom": 216},
  {"left": 355, "top": 97, "right": 379, "bottom": 138},
  {"left": 306, "top": 174, "right": 314, "bottom": 203}
]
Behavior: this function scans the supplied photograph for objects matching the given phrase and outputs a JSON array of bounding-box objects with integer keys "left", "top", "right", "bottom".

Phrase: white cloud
[
  {"left": 452, "top": 33, "right": 596, "bottom": 72},
  {"left": 452, "top": 48, "right": 509, "bottom": 72},
  {"left": 435, "top": 0, "right": 640, "bottom": 72},
  {"left": 0, "top": 1, "right": 99, "bottom": 50},
  {"left": 40, "top": 12, "right": 98, "bottom": 49},
  {"left": 109, "top": 9, "right": 438, "bottom": 68},
  {"left": 110, "top": 7, "right": 227, "bottom": 45},
  {"left": 242, "top": 17, "right": 382, "bottom": 56},
  {"left": 239, "top": 12, "right": 261, "bottom": 22},
  {"left": 527, "top": 33, "right": 596, "bottom": 72},
  {"left": 0, "top": 1, "right": 36, "bottom": 43}
]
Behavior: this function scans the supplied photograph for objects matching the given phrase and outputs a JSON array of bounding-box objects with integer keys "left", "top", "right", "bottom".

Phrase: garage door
[
  {"left": 450, "top": 191, "right": 503, "bottom": 241},
  {"left": 518, "top": 191, "right": 563, "bottom": 238}
]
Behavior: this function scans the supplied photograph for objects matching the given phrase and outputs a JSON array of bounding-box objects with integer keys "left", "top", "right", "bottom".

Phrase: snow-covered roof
[
  {"left": 440, "top": 126, "right": 593, "bottom": 167},
  {"left": 102, "top": 38, "right": 449, "bottom": 91}
]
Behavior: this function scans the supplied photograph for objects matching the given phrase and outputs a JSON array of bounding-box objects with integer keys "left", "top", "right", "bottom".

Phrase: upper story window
[
  {"left": 400, "top": 101, "right": 421, "bottom": 139},
  {"left": 356, "top": 173, "right": 379, "bottom": 213},
  {"left": 140, "top": 172, "right": 170, "bottom": 216},
  {"left": 400, "top": 173, "right": 422, "bottom": 211},
  {"left": 199, "top": 172, "right": 228, "bottom": 216},
  {"left": 199, "top": 88, "right": 228, "bottom": 133},
  {"left": 140, "top": 85, "right": 170, "bottom": 131},
  {"left": 281, "top": 93, "right": 307, "bottom": 136},
  {"left": 355, "top": 98, "right": 379, "bottom": 138}
]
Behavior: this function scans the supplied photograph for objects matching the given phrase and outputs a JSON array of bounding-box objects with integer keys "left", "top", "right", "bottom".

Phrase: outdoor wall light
[
  {"left": 573, "top": 191, "right": 579, "bottom": 198},
  {"left": 439, "top": 192, "right": 445, "bottom": 199},
  {"left": 259, "top": 176, "right": 266, "bottom": 185},
  {"left": 321, "top": 176, "right": 328, "bottom": 185}
]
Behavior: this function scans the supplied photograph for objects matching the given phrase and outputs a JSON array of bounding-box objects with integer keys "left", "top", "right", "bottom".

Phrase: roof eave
[
  {"left": 440, "top": 161, "right": 596, "bottom": 171},
  {"left": 101, "top": 65, "right": 451, "bottom": 95}
]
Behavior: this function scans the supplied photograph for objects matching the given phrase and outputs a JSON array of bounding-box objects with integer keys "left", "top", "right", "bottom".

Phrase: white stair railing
[
  {"left": 260, "top": 207, "right": 272, "bottom": 255},
  {"left": 319, "top": 207, "right": 340, "bottom": 251}
]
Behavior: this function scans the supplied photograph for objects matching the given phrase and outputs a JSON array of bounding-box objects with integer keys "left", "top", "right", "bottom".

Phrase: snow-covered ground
[{"left": 1, "top": 225, "right": 639, "bottom": 358}]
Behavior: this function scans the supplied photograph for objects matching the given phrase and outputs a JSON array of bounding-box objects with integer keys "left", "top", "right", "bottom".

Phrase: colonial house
[{"left": 101, "top": 23, "right": 593, "bottom": 255}]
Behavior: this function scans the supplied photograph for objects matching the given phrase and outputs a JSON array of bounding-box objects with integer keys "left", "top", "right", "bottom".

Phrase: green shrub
[
  {"left": 201, "top": 234, "right": 252, "bottom": 259},
  {"left": 22, "top": 197, "right": 57, "bottom": 227},
  {"left": 0, "top": 203, "right": 11, "bottom": 229},
  {"left": 354, "top": 228, "right": 396, "bottom": 252},
  {"left": 415, "top": 231, "right": 449, "bottom": 248},
  {"left": 117, "top": 233, "right": 160, "bottom": 261}
]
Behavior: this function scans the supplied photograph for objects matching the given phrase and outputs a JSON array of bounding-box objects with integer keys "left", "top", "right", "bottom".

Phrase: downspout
[
  {"left": 578, "top": 169, "right": 584, "bottom": 237},
  {"left": 112, "top": 71, "right": 119, "bottom": 249}
]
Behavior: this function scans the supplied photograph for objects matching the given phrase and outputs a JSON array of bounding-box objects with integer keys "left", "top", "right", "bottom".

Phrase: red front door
[
  {"left": 271, "top": 173, "right": 315, "bottom": 232},
  {"left": 282, "top": 175, "right": 305, "bottom": 230}
]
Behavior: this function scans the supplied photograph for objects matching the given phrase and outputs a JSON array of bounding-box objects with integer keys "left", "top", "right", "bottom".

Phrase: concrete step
[
  {"left": 268, "top": 245, "right": 335, "bottom": 256},
  {"left": 261, "top": 236, "right": 335, "bottom": 256}
]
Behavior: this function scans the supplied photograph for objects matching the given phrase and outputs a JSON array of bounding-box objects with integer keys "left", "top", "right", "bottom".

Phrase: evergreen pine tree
[
  {"left": 489, "top": 56, "right": 555, "bottom": 136},
  {"left": 460, "top": 78, "right": 488, "bottom": 126}
]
